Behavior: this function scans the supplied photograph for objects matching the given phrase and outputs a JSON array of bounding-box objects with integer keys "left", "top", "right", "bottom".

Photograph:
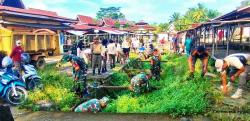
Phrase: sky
[{"left": 22, "top": 0, "right": 243, "bottom": 24}]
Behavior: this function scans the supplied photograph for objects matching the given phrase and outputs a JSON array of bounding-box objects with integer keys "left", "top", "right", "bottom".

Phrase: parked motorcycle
[
  {"left": 0, "top": 57, "right": 27, "bottom": 105},
  {"left": 21, "top": 53, "right": 43, "bottom": 90}
]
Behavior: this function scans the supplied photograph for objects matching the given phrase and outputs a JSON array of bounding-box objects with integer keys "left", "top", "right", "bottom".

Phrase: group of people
[
  {"left": 68, "top": 36, "right": 158, "bottom": 75},
  {"left": 168, "top": 33, "right": 193, "bottom": 55},
  {"left": 68, "top": 37, "right": 136, "bottom": 75},
  {"left": 184, "top": 41, "right": 249, "bottom": 99},
  {"left": 62, "top": 34, "right": 250, "bottom": 113}
]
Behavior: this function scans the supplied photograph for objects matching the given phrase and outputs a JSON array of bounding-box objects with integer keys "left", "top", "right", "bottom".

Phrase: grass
[
  {"left": 20, "top": 65, "right": 80, "bottom": 111},
  {"left": 20, "top": 53, "right": 224, "bottom": 116},
  {"left": 104, "top": 54, "right": 223, "bottom": 116}
]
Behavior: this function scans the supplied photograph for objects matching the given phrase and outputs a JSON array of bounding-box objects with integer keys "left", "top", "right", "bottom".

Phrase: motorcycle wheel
[{"left": 5, "top": 86, "right": 28, "bottom": 105}]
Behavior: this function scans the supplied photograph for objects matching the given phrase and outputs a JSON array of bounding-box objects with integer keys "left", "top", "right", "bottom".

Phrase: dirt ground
[{"left": 15, "top": 112, "right": 212, "bottom": 121}]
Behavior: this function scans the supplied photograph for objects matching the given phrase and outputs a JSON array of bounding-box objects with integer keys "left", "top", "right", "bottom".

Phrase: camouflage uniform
[
  {"left": 150, "top": 55, "right": 161, "bottom": 81},
  {"left": 71, "top": 55, "right": 88, "bottom": 96},
  {"left": 74, "top": 99, "right": 101, "bottom": 113},
  {"left": 61, "top": 54, "right": 88, "bottom": 96},
  {"left": 131, "top": 73, "right": 149, "bottom": 95}
]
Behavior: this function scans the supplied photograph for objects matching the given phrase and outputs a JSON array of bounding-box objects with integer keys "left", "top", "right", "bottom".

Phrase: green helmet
[
  {"left": 100, "top": 97, "right": 109, "bottom": 104},
  {"left": 61, "top": 54, "right": 73, "bottom": 63}
]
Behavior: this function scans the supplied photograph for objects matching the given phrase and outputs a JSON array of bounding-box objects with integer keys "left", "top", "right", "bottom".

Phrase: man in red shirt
[{"left": 10, "top": 40, "right": 24, "bottom": 74}]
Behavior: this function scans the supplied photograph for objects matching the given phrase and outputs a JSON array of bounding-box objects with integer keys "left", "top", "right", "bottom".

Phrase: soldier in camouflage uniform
[
  {"left": 150, "top": 49, "right": 161, "bottom": 81},
  {"left": 61, "top": 54, "right": 88, "bottom": 97},
  {"left": 130, "top": 72, "right": 151, "bottom": 95},
  {"left": 74, "top": 97, "right": 109, "bottom": 113}
]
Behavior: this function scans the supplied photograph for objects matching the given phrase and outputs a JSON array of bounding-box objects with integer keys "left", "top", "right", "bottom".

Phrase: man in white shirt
[
  {"left": 215, "top": 53, "right": 250, "bottom": 99},
  {"left": 107, "top": 40, "right": 117, "bottom": 69}
]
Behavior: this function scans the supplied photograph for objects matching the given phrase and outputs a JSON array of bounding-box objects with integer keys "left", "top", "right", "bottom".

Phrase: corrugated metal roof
[
  {"left": 0, "top": 5, "right": 75, "bottom": 22},
  {"left": 77, "top": 15, "right": 99, "bottom": 25}
]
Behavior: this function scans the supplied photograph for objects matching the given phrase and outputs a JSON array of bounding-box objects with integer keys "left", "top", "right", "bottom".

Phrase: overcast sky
[{"left": 22, "top": 0, "right": 242, "bottom": 23}]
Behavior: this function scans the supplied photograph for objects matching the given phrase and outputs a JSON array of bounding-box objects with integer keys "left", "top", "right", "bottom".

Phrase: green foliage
[
  {"left": 124, "top": 23, "right": 130, "bottom": 28},
  {"left": 96, "top": 7, "right": 125, "bottom": 20},
  {"left": 115, "top": 21, "right": 121, "bottom": 28},
  {"left": 110, "top": 72, "right": 130, "bottom": 86},
  {"left": 21, "top": 65, "right": 80, "bottom": 111},
  {"left": 170, "top": 3, "right": 220, "bottom": 31},
  {"left": 156, "top": 23, "right": 170, "bottom": 33},
  {"left": 239, "top": 0, "right": 250, "bottom": 8},
  {"left": 104, "top": 54, "right": 217, "bottom": 116}
]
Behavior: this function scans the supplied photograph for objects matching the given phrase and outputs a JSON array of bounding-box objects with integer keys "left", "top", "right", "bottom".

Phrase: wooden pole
[
  {"left": 212, "top": 27, "right": 215, "bottom": 57},
  {"left": 226, "top": 25, "right": 230, "bottom": 56},
  {"left": 203, "top": 27, "right": 206, "bottom": 47},
  {"left": 239, "top": 24, "right": 243, "bottom": 51}
]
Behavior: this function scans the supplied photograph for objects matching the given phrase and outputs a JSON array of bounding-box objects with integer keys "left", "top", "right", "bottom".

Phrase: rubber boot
[
  {"left": 231, "top": 88, "right": 243, "bottom": 99},
  {"left": 102, "top": 68, "right": 105, "bottom": 73},
  {"left": 92, "top": 69, "right": 95, "bottom": 76},
  {"left": 98, "top": 69, "right": 101, "bottom": 75}
]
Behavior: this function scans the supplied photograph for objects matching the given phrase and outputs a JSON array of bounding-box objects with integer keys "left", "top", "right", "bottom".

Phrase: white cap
[
  {"left": 16, "top": 40, "right": 21, "bottom": 46},
  {"left": 215, "top": 59, "right": 224, "bottom": 72}
]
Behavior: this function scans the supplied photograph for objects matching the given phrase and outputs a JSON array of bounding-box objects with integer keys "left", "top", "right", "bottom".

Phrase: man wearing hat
[
  {"left": 91, "top": 37, "right": 103, "bottom": 75},
  {"left": 74, "top": 97, "right": 109, "bottom": 113},
  {"left": 188, "top": 46, "right": 209, "bottom": 78},
  {"left": 215, "top": 53, "right": 250, "bottom": 99},
  {"left": 10, "top": 40, "right": 24, "bottom": 74}
]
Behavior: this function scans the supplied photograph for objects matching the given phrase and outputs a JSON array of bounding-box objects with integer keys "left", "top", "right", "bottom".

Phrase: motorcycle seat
[{"left": 0, "top": 70, "right": 4, "bottom": 76}]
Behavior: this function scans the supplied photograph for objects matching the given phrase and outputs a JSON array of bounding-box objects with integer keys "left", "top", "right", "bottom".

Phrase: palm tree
[
  {"left": 170, "top": 12, "right": 181, "bottom": 23},
  {"left": 206, "top": 9, "right": 220, "bottom": 19}
]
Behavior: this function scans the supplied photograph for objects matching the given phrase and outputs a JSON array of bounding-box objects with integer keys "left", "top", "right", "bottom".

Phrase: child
[{"left": 138, "top": 44, "right": 146, "bottom": 59}]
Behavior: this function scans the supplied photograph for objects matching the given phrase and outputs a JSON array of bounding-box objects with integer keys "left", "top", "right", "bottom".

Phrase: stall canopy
[{"left": 66, "top": 30, "right": 86, "bottom": 36}]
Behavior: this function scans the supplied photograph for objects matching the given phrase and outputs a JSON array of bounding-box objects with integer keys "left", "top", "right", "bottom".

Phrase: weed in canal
[
  {"left": 20, "top": 65, "right": 80, "bottom": 111},
  {"left": 104, "top": 54, "right": 223, "bottom": 116}
]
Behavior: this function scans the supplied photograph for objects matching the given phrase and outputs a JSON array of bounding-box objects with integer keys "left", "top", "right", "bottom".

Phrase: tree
[
  {"left": 169, "top": 12, "right": 181, "bottom": 23},
  {"left": 96, "top": 7, "right": 125, "bottom": 20},
  {"left": 155, "top": 23, "right": 170, "bottom": 33},
  {"left": 115, "top": 21, "right": 120, "bottom": 28},
  {"left": 239, "top": 0, "right": 250, "bottom": 8},
  {"left": 169, "top": 3, "right": 220, "bottom": 31},
  {"left": 124, "top": 23, "right": 130, "bottom": 28},
  {"left": 206, "top": 9, "right": 220, "bottom": 19}
]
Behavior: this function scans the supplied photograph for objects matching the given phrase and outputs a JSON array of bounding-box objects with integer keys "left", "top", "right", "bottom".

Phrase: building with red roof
[
  {"left": 130, "top": 21, "right": 156, "bottom": 33},
  {"left": 77, "top": 15, "right": 102, "bottom": 26},
  {"left": 0, "top": 0, "right": 76, "bottom": 57},
  {"left": 102, "top": 18, "right": 117, "bottom": 28}
]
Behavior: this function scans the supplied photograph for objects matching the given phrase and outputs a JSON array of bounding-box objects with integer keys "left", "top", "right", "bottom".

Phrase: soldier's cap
[
  {"left": 100, "top": 97, "right": 109, "bottom": 104},
  {"left": 61, "top": 54, "right": 73, "bottom": 62}
]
